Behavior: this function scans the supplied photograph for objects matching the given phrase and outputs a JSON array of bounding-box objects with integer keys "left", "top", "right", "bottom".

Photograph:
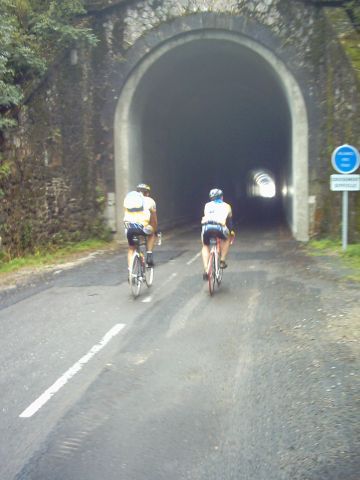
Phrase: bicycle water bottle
[{"left": 157, "top": 232, "right": 162, "bottom": 246}]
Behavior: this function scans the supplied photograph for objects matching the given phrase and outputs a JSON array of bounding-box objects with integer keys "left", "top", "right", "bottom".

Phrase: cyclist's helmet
[
  {"left": 136, "top": 183, "right": 151, "bottom": 194},
  {"left": 209, "top": 188, "right": 223, "bottom": 200}
]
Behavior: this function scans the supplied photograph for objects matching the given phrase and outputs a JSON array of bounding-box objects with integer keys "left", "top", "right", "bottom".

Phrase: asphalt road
[{"left": 0, "top": 225, "right": 359, "bottom": 480}]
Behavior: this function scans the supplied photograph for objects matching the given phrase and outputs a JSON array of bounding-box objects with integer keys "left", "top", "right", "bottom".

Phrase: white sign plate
[{"left": 330, "top": 174, "right": 360, "bottom": 191}]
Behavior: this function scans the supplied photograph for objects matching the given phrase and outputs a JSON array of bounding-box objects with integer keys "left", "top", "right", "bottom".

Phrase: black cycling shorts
[
  {"left": 124, "top": 222, "right": 153, "bottom": 246},
  {"left": 201, "top": 223, "right": 229, "bottom": 245}
]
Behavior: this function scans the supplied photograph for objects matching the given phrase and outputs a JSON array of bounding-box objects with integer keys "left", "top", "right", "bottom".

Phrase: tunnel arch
[{"left": 114, "top": 29, "right": 309, "bottom": 241}]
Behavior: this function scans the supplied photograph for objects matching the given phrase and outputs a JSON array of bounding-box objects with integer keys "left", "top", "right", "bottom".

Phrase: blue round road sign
[{"left": 331, "top": 144, "right": 360, "bottom": 174}]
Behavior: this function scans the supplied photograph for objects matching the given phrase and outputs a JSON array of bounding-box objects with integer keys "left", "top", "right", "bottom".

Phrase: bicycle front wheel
[
  {"left": 208, "top": 252, "right": 216, "bottom": 296},
  {"left": 130, "top": 254, "right": 142, "bottom": 298}
]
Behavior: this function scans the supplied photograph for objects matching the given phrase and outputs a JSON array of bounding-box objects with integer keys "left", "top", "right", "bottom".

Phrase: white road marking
[
  {"left": 186, "top": 252, "right": 201, "bottom": 265},
  {"left": 159, "top": 272, "right": 177, "bottom": 288},
  {"left": 19, "top": 323, "right": 126, "bottom": 418}
]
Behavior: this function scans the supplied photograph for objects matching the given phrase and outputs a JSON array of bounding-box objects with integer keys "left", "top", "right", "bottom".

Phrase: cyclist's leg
[
  {"left": 126, "top": 227, "right": 137, "bottom": 269},
  {"left": 127, "top": 246, "right": 136, "bottom": 269},
  {"left": 220, "top": 227, "right": 231, "bottom": 268},
  {"left": 144, "top": 225, "right": 155, "bottom": 266},
  {"left": 139, "top": 230, "right": 154, "bottom": 286},
  {"left": 145, "top": 231, "right": 155, "bottom": 250},
  {"left": 201, "top": 226, "right": 211, "bottom": 279},
  {"left": 202, "top": 245, "right": 210, "bottom": 279}
]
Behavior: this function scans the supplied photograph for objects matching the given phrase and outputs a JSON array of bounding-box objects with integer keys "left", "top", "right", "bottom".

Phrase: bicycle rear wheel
[
  {"left": 215, "top": 251, "right": 223, "bottom": 286},
  {"left": 145, "top": 265, "right": 154, "bottom": 287},
  {"left": 216, "top": 264, "right": 223, "bottom": 286},
  {"left": 215, "top": 240, "right": 223, "bottom": 286},
  {"left": 130, "top": 254, "right": 142, "bottom": 298},
  {"left": 208, "top": 251, "right": 216, "bottom": 296}
]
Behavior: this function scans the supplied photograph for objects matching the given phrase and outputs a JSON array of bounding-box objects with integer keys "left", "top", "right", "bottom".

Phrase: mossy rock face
[
  {"left": 320, "top": 7, "right": 360, "bottom": 242},
  {"left": 325, "top": 7, "right": 360, "bottom": 83},
  {"left": 339, "top": 33, "right": 360, "bottom": 81}
]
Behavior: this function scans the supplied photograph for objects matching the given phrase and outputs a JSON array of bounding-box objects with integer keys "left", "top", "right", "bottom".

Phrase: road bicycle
[
  {"left": 129, "top": 235, "right": 154, "bottom": 298},
  {"left": 207, "top": 236, "right": 223, "bottom": 296}
]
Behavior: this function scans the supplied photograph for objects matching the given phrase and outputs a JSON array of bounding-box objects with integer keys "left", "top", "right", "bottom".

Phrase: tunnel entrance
[{"left": 115, "top": 30, "right": 309, "bottom": 241}]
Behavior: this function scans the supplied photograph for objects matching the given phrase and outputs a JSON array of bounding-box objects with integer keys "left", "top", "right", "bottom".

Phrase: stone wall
[
  {"left": 0, "top": 0, "right": 359, "bottom": 255},
  {"left": 314, "top": 8, "right": 360, "bottom": 241},
  {"left": 0, "top": 49, "right": 108, "bottom": 256}
]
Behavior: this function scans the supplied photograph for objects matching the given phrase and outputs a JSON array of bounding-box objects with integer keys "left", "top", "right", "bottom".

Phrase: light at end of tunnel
[
  {"left": 259, "top": 182, "right": 276, "bottom": 198},
  {"left": 248, "top": 168, "right": 277, "bottom": 198}
]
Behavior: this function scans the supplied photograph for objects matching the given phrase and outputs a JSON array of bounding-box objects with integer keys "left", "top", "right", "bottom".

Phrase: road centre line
[
  {"left": 19, "top": 323, "right": 126, "bottom": 418},
  {"left": 186, "top": 252, "right": 201, "bottom": 265}
]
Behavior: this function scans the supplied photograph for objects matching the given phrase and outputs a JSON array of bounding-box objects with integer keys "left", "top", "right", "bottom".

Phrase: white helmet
[
  {"left": 209, "top": 188, "right": 223, "bottom": 200},
  {"left": 136, "top": 183, "right": 151, "bottom": 193}
]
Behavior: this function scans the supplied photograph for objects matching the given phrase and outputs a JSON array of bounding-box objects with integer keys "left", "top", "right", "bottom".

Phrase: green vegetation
[
  {"left": 339, "top": 33, "right": 360, "bottom": 80},
  {"left": 326, "top": 2, "right": 360, "bottom": 81},
  {"left": 0, "top": 0, "right": 97, "bottom": 131},
  {"left": 307, "top": 239, "right": 360, "bottom": 282},
  {"left": 0, "top": 238, "right": 114, "bottom": 274}
]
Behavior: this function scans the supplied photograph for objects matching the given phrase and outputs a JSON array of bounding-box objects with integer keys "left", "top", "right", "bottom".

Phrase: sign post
[
  {"left": 342, "top": 190, "right": 348, "bottom": 251},
  {"left": 330, "top": 144, "right": 360, "bottom": 251}
]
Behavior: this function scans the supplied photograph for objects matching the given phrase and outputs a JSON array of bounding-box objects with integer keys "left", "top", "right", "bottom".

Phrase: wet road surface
[{"left": 0, "top": 226, "right": 359, "bottom": 479}]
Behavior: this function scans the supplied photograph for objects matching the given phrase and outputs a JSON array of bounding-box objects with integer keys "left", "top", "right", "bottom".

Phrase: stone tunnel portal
[{"left": 115, "top": 31, "right": 309, "bottom": 240}]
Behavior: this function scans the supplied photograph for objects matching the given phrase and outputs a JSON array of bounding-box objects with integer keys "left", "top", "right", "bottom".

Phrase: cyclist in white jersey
[
  {"left": 123, "top": 183, "right": 158, "bottom": 269},
  {"left": 201, "top": 188, "right": 235, "bottom": 280}
]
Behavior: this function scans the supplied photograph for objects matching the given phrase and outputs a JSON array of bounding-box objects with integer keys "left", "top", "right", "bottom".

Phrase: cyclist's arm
[
  {"left": 226, "top": 215, "right": 234, "bottom": 231},
  {"left": 148, "top": 198, "right": 158, "bottom": 232},
  {"left": 150, "top": 209, "right": 158, "bottom": 232},
  {"left": 226, "top": 207, "right": 234, "bottom": 233}
]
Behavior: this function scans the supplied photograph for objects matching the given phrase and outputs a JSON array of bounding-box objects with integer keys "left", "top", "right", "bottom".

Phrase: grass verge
[
  {"left": 306, "top": 239, "right": 360, "bottom": 282},
  {"left": 0, "top": 239, "right": 116, "bottom": 275}
]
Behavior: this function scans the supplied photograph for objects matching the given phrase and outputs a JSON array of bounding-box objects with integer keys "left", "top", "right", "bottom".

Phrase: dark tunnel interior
[{"left": 132, "top": 38, "right": 292, "bottom": 228}]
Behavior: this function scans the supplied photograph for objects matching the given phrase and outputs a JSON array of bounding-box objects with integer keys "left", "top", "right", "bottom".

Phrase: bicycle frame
[{"left": 129, "top": 235, "right": 153, "bottom": 298}]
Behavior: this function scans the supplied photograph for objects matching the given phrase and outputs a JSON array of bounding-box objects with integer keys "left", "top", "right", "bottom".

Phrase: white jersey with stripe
[
  {"left": 123, "top": 195, "right": 156, "bottom": 227},
  {"left": 201, "top": 200, "right": 232, "bottom": 226}
]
